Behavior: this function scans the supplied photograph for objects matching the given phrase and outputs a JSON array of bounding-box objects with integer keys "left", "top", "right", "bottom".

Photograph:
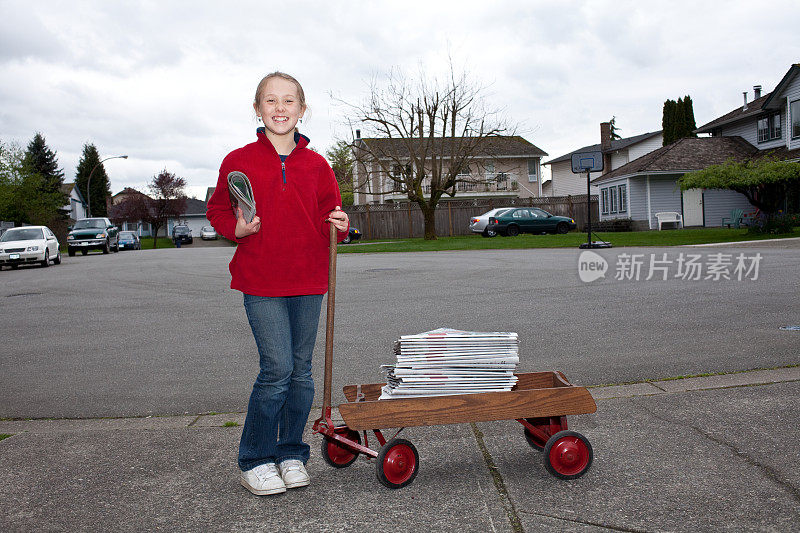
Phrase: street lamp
[{"left": 87, "top": 155, "right": 128, "bottom": 218}]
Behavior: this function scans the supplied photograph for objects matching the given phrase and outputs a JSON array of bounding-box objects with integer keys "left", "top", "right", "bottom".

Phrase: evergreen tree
[
  {"left": 609, "top": 116, "right": 622, "bottom": 140},
  {"left": 75, "top": 143, "right": 112, "bottom": 217},
  {"left": 683, "top": 95, "right": 697, "bottom": 135},
  {"left": 24, "top": 133, "right": 65, "bottom": 191},
  {"left": 674, "top": 97, "right": 688, "bottom": 139},
  {"left": 662, "top": 100, "right": 675, "bottom": 145},
  {"left": 663, "top": 96, "right": 698, "bottom": 145},
  {"left": 24, "top": 133, "right": 67, "bottom": 218}
]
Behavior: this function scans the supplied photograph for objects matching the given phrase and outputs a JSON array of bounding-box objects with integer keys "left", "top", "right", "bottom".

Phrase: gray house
[
  {"left": 592, "top": 137, "right": 757, "bottom": 229},
  {"left": 543, "top": 124, "right": 662, "bottom": 197},
  {"left": 167, "top": 197, "right": 212, "bottom": 237},
  {"left": 593, "top": 63, "right": 800, "bottom": 229}
]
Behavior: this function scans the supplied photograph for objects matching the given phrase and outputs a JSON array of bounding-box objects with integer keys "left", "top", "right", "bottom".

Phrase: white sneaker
[
  {"left": 278, "top": 459, "right": 310, "bottom": 488},
  {"left": 240, "top": 463, "right": 286, "bottom": 495}
]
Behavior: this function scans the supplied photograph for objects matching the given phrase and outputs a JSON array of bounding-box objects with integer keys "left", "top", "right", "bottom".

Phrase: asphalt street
[{"left": 1, "top": 240, "right": 798, "bottom": 419}]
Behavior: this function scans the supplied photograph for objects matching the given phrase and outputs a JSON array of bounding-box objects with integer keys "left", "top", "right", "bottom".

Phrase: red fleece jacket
[{"left": 206, "top": 129, "right": 346, "bottom": 297}]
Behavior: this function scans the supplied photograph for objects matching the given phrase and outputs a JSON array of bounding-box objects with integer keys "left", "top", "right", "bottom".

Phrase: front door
[{"left": 682, "top": 188, "right": 704, "bottom": 227}]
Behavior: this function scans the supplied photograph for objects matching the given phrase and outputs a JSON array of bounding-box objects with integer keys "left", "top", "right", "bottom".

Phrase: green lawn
[{"left": 337, "top": 227, "right": 800, "bottom": 254}]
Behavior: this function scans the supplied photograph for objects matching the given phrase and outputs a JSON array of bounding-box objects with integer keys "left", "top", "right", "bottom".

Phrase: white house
[
  {"left": 61, "top": 183, "right": 87, "bottom": 222},
  {"left": 593, "top": 63, "right": 800, "bottom": 229},
  {"left": 542, "top": 123, "right": 663, "bottom": 197}
]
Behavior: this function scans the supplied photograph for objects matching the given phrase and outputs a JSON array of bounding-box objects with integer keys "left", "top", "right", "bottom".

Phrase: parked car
[
  {"left": 341, "top": 227, "right": 361, "bottom": 244},
  {"left": 172, "top": 225, "right": 193, "bottom": 245},
  {"left": 201, "top": 226, "right": 217, "bottom": 240},
  {"left": 469, "top": 207, "right": 515, "bottom": 237},
  {"left": 67, "top": 217, "right": 120, "bottom": 256},
  {"left": 118, "top": 231, "right": 141, "bottom": 250},
  {"left": 487, "top": 208, "right": 576, "bottom": 236},
  {"left": 0, "top": 225, "right": 61, "bottom": 269}
]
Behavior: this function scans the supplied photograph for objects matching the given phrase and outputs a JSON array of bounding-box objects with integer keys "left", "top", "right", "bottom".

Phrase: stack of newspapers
[{"left": 378, "top": 328, "right": 519, "bottom": 400}]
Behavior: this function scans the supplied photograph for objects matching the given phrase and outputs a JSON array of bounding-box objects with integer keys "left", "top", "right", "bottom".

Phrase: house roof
[
  {"left": 592, "top": 136, "right": 758, "bottom": 184},
  {"left": 695, "top": 91, "right": 772, "bottom": 134},
  {"left": 60, "top": 182, "right": 86, "bottom": 203},
  {"left": 112, "top": 187, "right": 147, "bottom": 198},
  {"left": 543, "top": 131, "right": 662, "bottom": 165},
  {"left": 754, "top": 145, "right": 800, "bottom": 162},
  {"left": 762, "top": 63, "right": 800, "bottom": 110},
  {"left": 356, "top": 135, "right": 547, "bottom": 159},
  {"left": 184, "top": 197, "right": 208, "bottom": 216}
]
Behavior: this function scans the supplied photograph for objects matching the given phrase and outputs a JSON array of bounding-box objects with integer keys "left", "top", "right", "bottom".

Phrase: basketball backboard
[{"left": 571, "top": 151, "right": 604, "bottom": 173}]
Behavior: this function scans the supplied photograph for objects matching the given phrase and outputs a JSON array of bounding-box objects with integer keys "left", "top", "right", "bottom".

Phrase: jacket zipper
[{"left": 281, "top": 161, "right": 286, "bottom": 184}]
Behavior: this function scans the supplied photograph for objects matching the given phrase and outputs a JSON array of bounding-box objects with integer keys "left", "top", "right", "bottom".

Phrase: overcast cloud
[{"left": 1, "top": 0, "right": 799, "bottom": 199}]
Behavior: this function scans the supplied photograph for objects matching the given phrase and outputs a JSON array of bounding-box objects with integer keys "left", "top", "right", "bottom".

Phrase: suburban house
[
  {"left": 542, "top": 124, "right": 663, "bottom": 197},
  {"left": 111, "top": 188, "right": 154, "bottom": 236},
  {"left": 167, "top": 197, "right": 211, "bottom": 237},
  {"left": 110, "top": 189, "right": 211, "bottom": 238},
  {"left": 61, "top": 183, "right": 87, "bottom": 222},
  {"left": 351, "top": 134, "right": 548, "bottom": 205},
  {"left": 594, "top": 63, "right": 800, "bottom": 229}
]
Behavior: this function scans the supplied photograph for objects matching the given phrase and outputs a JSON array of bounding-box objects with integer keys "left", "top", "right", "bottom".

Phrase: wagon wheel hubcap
[
  {"left": 384, "top": 444, "right": 415, "bottom": 484},
  {"left": 549, "top": 437, "right": 589, "bottom": 475}
]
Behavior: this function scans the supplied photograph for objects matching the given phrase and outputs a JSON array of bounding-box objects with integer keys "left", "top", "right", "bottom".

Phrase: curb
[{"left": 1, "top": 366, "right": 798, "bottom": 435}]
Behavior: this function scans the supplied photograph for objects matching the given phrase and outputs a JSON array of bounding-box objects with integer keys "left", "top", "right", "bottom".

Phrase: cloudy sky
[{"left": 1, "top": 0, "right": 799, "bottom": 199}]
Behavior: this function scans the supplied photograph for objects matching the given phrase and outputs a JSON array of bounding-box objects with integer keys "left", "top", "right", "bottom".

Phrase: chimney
[
  {"left": 355, "top": 129, "right": 361, "bottom": 139},
  {"left": 600, "top": 122, "right": 612, "bottom": 151},
  {"left": 753, "top": 85, "right": 762, "bottom": 99},
  {"left": 742, "top": 91, "right": 748, "bottom": 111}
]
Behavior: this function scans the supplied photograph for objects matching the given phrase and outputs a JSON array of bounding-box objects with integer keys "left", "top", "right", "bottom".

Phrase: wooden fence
[{"left": 343, "top": 195, "right": 598, "bottom": 239}]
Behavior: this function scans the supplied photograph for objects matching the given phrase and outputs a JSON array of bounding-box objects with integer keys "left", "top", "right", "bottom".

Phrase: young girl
[{"left": 207, "top": 72, "right": 349, "bottom": 496}]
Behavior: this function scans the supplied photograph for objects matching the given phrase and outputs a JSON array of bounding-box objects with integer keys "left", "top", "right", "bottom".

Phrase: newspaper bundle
[
  {"left": 227, "top": 171, "right": 257, "bottom": 224},
  {"left": 379, "top": 328, "right": 519, "bottom": 400}
]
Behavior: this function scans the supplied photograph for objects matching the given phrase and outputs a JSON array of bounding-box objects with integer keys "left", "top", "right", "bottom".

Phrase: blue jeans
[{"left": 238, "top": 293, "right": 323, "bottom": 471}]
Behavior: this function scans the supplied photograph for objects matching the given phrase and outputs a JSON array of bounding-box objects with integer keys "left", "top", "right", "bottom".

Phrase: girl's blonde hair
[{"left": 254, "top": 72, "right": 307, "bottom": 109}]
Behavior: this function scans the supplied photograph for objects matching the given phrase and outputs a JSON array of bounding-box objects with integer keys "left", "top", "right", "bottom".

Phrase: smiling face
[{"left": 253, "top": 76, "right": 305, "bottom": 141}]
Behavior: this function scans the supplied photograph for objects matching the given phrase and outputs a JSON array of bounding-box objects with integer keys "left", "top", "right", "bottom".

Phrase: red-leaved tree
[{"left": 110, "top": 169, "right": 187, "bottom": 248}]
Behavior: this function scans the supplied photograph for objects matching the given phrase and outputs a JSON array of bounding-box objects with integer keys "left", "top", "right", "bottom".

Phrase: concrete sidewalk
[{"left": 1, "top": 367, "right": 798, "bottom": 532}]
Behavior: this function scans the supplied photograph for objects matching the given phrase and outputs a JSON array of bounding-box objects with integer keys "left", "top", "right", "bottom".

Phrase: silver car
[
  {"left": 469, "top": 208, "right": 515, "bottom": 237},
  {"left": 0, "top": 226, "right": 61, "bottom": 269},
  {"left": 201, "top": 226, "right": 217, "bottom": 240}
]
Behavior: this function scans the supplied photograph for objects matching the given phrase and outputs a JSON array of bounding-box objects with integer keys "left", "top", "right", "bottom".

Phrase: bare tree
[{"left": 339, "top": 61, "right": 517, "bottom": 239}]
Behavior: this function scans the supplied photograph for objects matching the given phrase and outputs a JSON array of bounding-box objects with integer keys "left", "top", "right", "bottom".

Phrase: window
[
  {"left": 512, "top": 209, "right": 529, "bottom": 219},
  {"left": 618, "top": 184, "right": 627, "bottom": 212},
  {"left": 758, "top": 112, "right": 782, "bottom": 142},
  {"left": 792, "top": 100, "right": 800, "bottom": 139},
  {"left": 601, "top": 189, "right": 609, "bottom": 215},
  {"left": 527, "top": 159, "right": 537, "bottom": 183},
  {"left": 612, "top": 187, "right": 619, "bottom": 213},
  {"left": 496, "top": 172, "right": 508, "bottom": 190},
  {"left": 485, "top": 161, "right": 495, "bottom": 174}
]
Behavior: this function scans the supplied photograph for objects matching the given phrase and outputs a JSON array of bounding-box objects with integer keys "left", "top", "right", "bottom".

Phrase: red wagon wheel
[
  {"left": 321, "top": 426, "right": 361, "bottom": 468},
  {"left": 376, "top": 438, "right": 419, "bottom": 489},
  {"left": 543, "top": 430, "right": 593, "bottom": 479}
]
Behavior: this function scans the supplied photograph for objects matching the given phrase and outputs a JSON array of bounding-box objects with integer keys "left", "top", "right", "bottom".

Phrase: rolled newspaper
[{"left": 227, "top": 171, "right": 256, "bottom": 224}]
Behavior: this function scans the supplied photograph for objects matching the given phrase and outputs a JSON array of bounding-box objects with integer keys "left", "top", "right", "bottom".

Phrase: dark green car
[
  {"left": 67, "top": 217, "right": 120, "bottom": 256},
  {"left": 487, "top": 208, "right": 576, "bottom": 236}
]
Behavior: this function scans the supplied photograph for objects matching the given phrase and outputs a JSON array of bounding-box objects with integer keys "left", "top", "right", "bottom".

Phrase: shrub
[{"left": 747, "top": 212, "right": 799, "bottom": 235}]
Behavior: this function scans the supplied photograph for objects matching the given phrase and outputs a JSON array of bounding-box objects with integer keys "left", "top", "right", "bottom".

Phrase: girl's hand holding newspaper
[{"left": 235, "top": 207, "right": 261, "bottom": 238}]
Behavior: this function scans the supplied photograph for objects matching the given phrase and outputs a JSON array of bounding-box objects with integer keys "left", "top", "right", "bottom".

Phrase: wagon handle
[{"left": 322, "top": 222, "right": 337, "bottom": 419}]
